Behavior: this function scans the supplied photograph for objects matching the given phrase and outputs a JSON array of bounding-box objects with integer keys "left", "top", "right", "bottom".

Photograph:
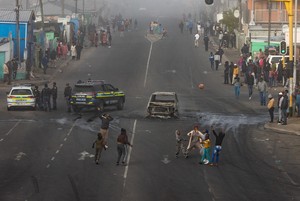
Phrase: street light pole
[
  {"left": 294, "top": 0, "right": 298, "bottom": 111},
  {"left": 15, "top": 0, "right": 20, "bottom": 65}
]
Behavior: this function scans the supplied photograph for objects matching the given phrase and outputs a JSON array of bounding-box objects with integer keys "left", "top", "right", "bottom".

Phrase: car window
[
  {"left": 104, "top": 84, "right": 115, "bottom": 92},
  {"left": 11, "top": 89, "right": 32, "bottom": 95},
  {"left": 73, "top": 86, "right": 95, "bottom": 93}
]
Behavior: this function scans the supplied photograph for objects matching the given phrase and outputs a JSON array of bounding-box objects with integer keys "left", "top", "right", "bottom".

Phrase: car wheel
[
  {"left": 72, "top": 106, "right": 80, "bottom": 113},
  {"left": 97, "top": 101, "right": 104, "bottom": 112},
  {"left": 117, "top": 98, "right": 124, "bottom": 110}
]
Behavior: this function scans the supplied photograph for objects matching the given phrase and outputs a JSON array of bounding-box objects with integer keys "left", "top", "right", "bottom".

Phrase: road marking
[
  {"left": 78, "top": 151, "right": 94, "bottom": 160},
  {"left": 123, "top": 119, "right": 137, "bottom": 188},
  {"left": 46, "top": 164, "right": 50, "bottom": 168},
  {"left": 51, "top": 157, "right": 55, "bottom": 161},
  {"left": 15, "top": 152, "right": 27, "bottom": 161},
  {"left": 0, "top": 139, "right": 4, "bottom": 142},
  {"left": 144, "top": 42, "right": 153, "bottom": 87},
  {"left": 64, "top": 138, "right": 67, "bottom": 141},
  {"left": 161, "top": 155, "right": 171, "bottom": 164},
  {"left": 5, "top": 121, "right": 20, "bottom": 136},
  {"left": 55, "top": 150, "right": 60, "bottom": 154},
  {"left": 60, "top": 144, "right": 63, "bottom": 147}
]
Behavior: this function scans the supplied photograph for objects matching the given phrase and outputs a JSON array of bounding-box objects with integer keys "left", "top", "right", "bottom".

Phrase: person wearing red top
[{"left": 116, "top": 128, "right": 132, "bottom": 166}]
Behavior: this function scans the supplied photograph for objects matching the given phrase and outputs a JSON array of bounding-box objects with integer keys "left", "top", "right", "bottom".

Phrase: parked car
[
  {"left": 70, "top": 80, "right": 125, "bottom": 112},
  {"left": 6, "top": 84, "right": 36, "bottom": 111},
  {"left": 266, "top": 55, "right": 290, "bottom": 69},
  {"left": 146, "top": 92, "right": 179, "bottom": 118}
]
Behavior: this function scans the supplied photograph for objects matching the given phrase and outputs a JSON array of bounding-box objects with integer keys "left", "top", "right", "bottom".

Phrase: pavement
[{"left": 210, "top": 36, "right": 300, "bottom": 136}]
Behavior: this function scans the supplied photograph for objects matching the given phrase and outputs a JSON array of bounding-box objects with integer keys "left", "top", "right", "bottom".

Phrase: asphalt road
[{"left": 0, "top": 17, "right": 299, "bottom": 201}]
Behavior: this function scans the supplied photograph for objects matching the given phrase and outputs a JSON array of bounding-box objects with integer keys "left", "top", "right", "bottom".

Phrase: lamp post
[{"left": 294, "top": 0, "right": 298, "bottom": 113}]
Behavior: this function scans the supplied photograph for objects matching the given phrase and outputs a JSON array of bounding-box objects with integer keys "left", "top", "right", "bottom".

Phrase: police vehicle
[
  {"left": 70, "top": 80, "right": 125, "bottom": 112},
  {"left": 6, "top": 84, "right": 36, "bottom": 111}
]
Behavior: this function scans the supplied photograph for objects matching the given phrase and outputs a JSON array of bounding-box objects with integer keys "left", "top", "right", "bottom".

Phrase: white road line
[
  {"left": 46, "top": 164, "right": 50, "bottom": 168},
  {"left": 60, "top": 144, "right": 63, "bottom": 147},
  {"left": 0, "top": 139, "right": 4, "bottom": 142},
  {"left": 55, "top": 150, "right": 60, "bottom": 154},
  {"left": 51, "top": 157, "right": 55, "bottom": 161},
  {"left": 5, "top": 121, "right": 20, "bottom": 136},
  {"left": 144, "top": 42, "right": 153, "bottom": 87},
  {"left": 123, "top": 119, "right": 137, "bottom": 187},
  {"left": 64, "top": 138, "right": 67, "bottom": 141}
]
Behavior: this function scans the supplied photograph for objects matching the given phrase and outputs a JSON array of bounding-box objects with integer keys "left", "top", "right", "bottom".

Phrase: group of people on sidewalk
[
  {"left": 218, "top": 41, "right": 300, "bottom": 124},
  {"left": 2, "top": 58, "right": 19, "bottom": 85},
  {"left": 175, "top": 125, "right": 225, "bottom": 166}
]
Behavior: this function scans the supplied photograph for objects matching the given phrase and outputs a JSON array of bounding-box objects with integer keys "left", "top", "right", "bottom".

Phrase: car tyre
[
  {"left": 117, "top": 99, "right": 124, "bottom": 110},
  {"left": 72, "top": 106, "right": 80, "bottom": 113}
]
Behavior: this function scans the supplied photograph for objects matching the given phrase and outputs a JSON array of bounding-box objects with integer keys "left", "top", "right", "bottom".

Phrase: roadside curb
[{"left": 264, "top": 123, "right": 300, "bottom": 136}]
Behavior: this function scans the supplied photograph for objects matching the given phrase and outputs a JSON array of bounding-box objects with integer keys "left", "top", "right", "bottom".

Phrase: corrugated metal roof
[{"left": 0, "top": 9, "right": 35, "bottom": 22}]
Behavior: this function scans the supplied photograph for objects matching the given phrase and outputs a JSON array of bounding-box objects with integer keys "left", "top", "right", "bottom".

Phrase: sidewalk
[
  {"left": 210, "top": 36, "right": 300, "bottom": 136},
  {"left": 0, "top": 57, "right": 71, "bottom": 91}
]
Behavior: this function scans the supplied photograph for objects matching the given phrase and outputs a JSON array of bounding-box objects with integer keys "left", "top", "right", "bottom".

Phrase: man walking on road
[
  {"left": 257, "top": 77, "right": 267, "bottom": 106},
  {"left": 203, "top": 35, "right": 209, "bottom": 51},
  {"left": 210, "top": 126, "right": 225, "bottom": 166},
  {"left": 247, "top": 72, "right": 255, "bottom": 100},
  {"left": 281, "top": 90, "right": 289, "bottom": 125},
  {"left": 41, "top": 83, "right": 52, "bottom": 112},
  {"left": 194, "top": 33, "right": 200, "bottom": 47},
  {"left": 64, "top": 83, "right": 72, "bottom": 112},
  {"left": 92, "top": 132, "right": 104, "bottom": 165},
  {"left": 267, "top": 94, "right": 275, "bottom": 123},
  {"left": 52, "top": 82, "right": 58, "bottom": 110},
  {"left": 175, "top": 130, "right": 187, "bottom": 158},
  {"left": 99, "top": 113, "right": 114, "bottom": 149},
  {"left": 116, "top": 128, "right": 132, "bottom": 166}
]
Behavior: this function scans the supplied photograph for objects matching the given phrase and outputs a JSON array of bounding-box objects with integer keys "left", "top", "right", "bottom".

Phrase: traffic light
[
  {"left": 280, "top": 41, "right": 287, "bottom": 55},
  {"left": 205, "top": 0, "right": 214, "bottom": 5}
]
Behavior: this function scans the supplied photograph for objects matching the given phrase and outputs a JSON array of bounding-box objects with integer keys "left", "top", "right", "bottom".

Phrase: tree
[{"left": 219, "top": 9, "right": 239, "bottom": 32}]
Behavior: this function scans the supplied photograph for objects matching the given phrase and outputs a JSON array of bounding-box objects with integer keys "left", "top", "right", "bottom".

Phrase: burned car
[{"left": 146, "top": 92, "right": 179, "bottom": 118}]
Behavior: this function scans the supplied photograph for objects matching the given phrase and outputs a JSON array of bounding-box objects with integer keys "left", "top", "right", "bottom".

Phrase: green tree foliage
[{"left": 219, "top": 10, "right": 239, "bottom": 32}]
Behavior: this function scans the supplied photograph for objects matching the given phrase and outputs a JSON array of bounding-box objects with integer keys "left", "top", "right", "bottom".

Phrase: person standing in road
[
  {"left": 295, "top": 90, "right": 300, "bottom": 117},
  {"left": 41, "top": 54, "right": 49, "bottom": 74},
  {"left": 281, "top": 90, "right": 289, "bottom": 125},
  {"left": 12, "top": 58, "right": 18, "bottom": 79},
  {"left": 76, "top": 42, "right": 83, "bottom": 60},
  {"left": 3, "top": 62, "right": 10, "bottom": 84},
  {"left": 247, "top": 72, "right": 255, "bottom": 100},
  {"left": 41, "top": 83, "right": 52, "bottom": 112},
  {"left": 99, "top": 113, "right": 114, "bottom": 149},
  {"left": 52, "top": 82, "right": 58, "bottom": 110},
  {"left": 71, "top": 43, "right": 77, "bottom": 60},
  {"left": 210, "top": 126, "right": 225, "bottom": 166},
  {"left": 33, "top": 85, "right": 41, "bottom": 110},
  {"left": 229, "top": 62, "right": 234, "bottom": 84},
  {"left": 194, "top": 32, "right": 200, "bottom": 47},
  {"left": 92, "top": 132, "right": 104, "bottom": 165},
  {"left": 203, "top": 35, "right": 209, "bottom": 51},
  {"left": 233, "top": 74, "right": 241, "bottom": 99},
  {"left": 116, "top": 128, "right": 132, "bottom": 166},
  {"left": 267, "top": 94, "right": 275, "bottom": 123},
  {"left": 209, "top": 52, "right": 214, "bottom": 70},
  {"left": 199, "top": 133, "right": 210, "bottom": 165},
  {"left": 64, "top": 83, "right": 72, "bottom": 112},
  {"left": 232, "top": 64, "right": 239, "bottom": 84},
  {"left": 218, "top": 47, "right": 224, "bottom": 65},
  {"left": 108, "top": 32, "right": 112, "bottom": 48},
  {"left": 214, "top": 52, "right": 220, "bottom": 70},
  {"left": 277, "top": 92, "right": 283, "bottom": 124},
  {"left": 175, "top": 130, "right": 187, "bottom": 158},
  {"left": 186, "top": 125, "right": 205, "bottom": 158},
  {"left": 224, "top": 61, "right": 229, "bottom": 84},
  {"left": 257, "top": 77, "right": 267, "bottom": 106}
]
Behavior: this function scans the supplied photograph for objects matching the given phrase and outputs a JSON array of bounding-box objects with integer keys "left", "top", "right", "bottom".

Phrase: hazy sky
[{"left": 0, "top": 0, "right": 210, "bottom": 19}]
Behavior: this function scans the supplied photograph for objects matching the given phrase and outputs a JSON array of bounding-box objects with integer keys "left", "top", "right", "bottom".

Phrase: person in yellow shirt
[
  {"left": 267, "top": 94, "right": 275, "bottom": 123},
  {"left": 199, "top": 133, "right": 210, "bottom": 165},
  {"left": 232, "top": 64, "right": 239, "bottom": 84}
]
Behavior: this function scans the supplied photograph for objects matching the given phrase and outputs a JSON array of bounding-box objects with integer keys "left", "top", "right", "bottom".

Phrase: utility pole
[
  {"left": 15, "top": 0, "right": 20, "bottom": 66},
  {"left": 39, "top": 0, "right": 44, "bottom": 30},
  {"left": 268, "top": 0, "right": 271, "bottom": 47},
  {"left": 75, "top": 0, "right": 78, "bottom": 14},
  {"left": 61, "top": 0, "right": 65, "bottom": 16}
]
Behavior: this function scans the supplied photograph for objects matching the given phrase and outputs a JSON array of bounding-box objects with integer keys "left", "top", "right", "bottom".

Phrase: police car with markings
[
  {"left": 70, "top": 80, "right": 125, "bottom": 112},
  {"left": 6, "top": 84, "right": 36, "bottom": 111}
]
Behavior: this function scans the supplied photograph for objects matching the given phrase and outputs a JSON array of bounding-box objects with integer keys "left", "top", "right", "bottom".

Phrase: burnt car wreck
[{"left": 146, "top": 92, "right": 179, "bottom": 118}]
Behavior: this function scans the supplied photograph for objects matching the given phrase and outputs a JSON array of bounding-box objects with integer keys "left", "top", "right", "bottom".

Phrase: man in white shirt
[{"left": 194, "top": 33, "right": 200, "bottom": 47}]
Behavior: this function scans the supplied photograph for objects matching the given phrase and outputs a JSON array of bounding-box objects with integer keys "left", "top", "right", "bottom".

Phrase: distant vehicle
[
  {"left": 70, "top": 80, "right": 125, "bottom": 112},
  {"left": 266, "top": 55, "right": 290, "bottom": 69},
  {"left": 6, "top": 84, "right": 36, "bottom": 111},
  {"left": 147, "top": 92, "right": 179, "bottom": 118}
]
